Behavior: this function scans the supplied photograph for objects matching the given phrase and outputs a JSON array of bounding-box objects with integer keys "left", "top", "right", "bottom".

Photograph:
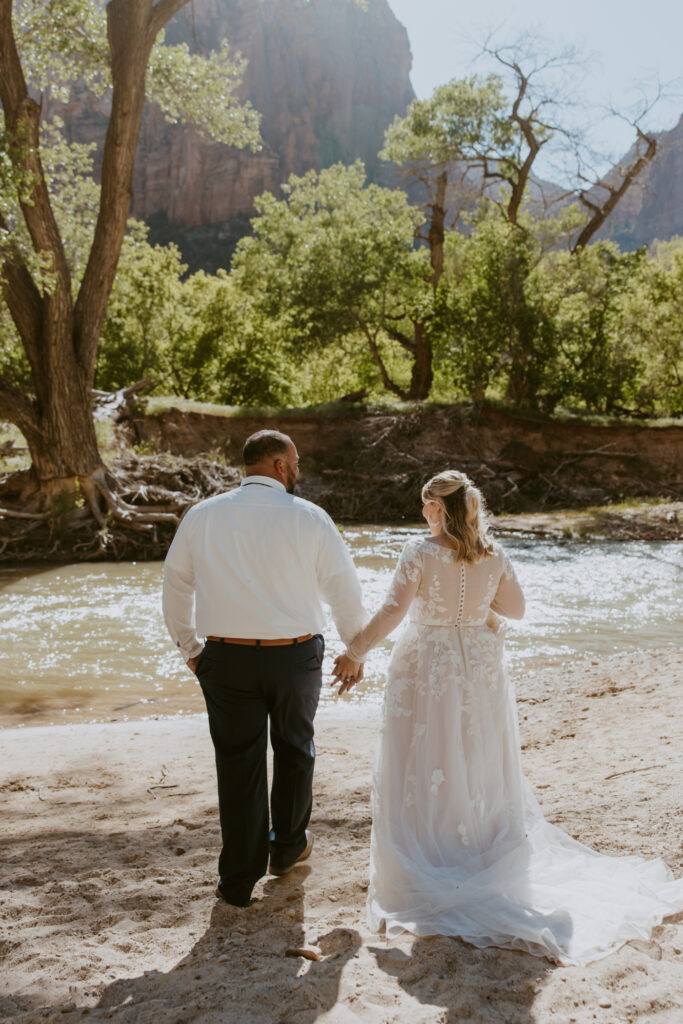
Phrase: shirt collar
[{"left": 240, "top": 474, "right": 286, "bottom": 492}]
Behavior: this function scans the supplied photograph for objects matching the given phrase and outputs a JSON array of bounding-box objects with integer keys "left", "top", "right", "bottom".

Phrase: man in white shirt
[{"left": 162, "top": 429, "right": 365, "bottom": 907}]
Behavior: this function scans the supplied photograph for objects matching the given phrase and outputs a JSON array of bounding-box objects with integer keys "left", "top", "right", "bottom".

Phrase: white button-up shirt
[{"left": 162, "top": 476, "right": 367, "bottom": 661}]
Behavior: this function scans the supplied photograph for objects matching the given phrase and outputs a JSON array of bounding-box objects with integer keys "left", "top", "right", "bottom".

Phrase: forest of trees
[
  {"left": 87, "top": 172, "right": 683, "bottom": 418},
  {"left": 0, "top": 1, "right": 681, "bottom": 542}
]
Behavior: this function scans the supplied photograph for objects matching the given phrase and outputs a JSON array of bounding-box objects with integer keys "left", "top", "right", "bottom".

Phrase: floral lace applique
[
  {"left": 427, "top": 668, "right": 448, "bottom": 700},
  {"left": 472, "top": 792, "right": 486, "bottom": 817},
  {"left": 385, "top": 685, "right": 414, "bottom": 719},
  {"left": 410, "top": 722, "right": 427, "bottom": 747},
  {"left": 430, "top": 768, "right": 445, "bottom": 795},
  {"left": 406, "top": 773, "right": 417, "bottom": 807},
  {"left": 427, "top": 575, "right": 448, "bottom": 616},
  {"left": 418, "top": 539, "right": 457, "bottom": 564}
]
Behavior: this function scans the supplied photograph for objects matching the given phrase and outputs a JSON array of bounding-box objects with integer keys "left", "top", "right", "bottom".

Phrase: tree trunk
[
  {"left": 471, "top": 381, "right": 487, "bottom": 404},
  {"left": 0, "top": 0, "right": 189, "bottom": 525},
  {"left": 407, "top": 324, "right": 433, "bottom": 400},
  {"left": 505, "top": 362, "right": 531, "bottom": 408},
  {"left": 428, "top": 171, "right": 448, "bottom": 287},
  {"left": 27, "top": 376, "right": 102, "bottom": 504}
]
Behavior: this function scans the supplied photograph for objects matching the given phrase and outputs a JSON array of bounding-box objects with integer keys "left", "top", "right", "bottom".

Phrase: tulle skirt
[{"left": 367, "top": 622, "right": 683, "bottom": 965}]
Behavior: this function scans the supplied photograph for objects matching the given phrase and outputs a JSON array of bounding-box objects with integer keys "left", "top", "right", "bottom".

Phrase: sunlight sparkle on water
[{"left": 0, "top": 531, "right": 680, "bottom": 724}]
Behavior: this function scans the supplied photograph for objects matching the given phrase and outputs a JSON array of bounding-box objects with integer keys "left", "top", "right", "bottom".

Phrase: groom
[{"left": 162, "top": 429, "right": 365, "bottom": 906}]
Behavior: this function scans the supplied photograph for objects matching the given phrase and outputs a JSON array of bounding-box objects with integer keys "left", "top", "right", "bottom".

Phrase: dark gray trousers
[{"left": 196, "top": 635, "right": 323, "bottom": 902}]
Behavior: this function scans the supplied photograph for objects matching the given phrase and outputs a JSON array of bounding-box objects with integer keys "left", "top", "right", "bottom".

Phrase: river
[{"left": 1, "top": 528, "right": 681, "bottom": 727}]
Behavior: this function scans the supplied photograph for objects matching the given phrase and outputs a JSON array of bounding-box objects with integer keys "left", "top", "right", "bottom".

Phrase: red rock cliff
[{"left": 58, "top": 0, "right": 414, "bottom": 268}]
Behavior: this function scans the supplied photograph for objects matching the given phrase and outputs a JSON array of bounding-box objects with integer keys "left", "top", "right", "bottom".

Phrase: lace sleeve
[
  {"left": 490, "top": 549, "right": 525, "bottom": 620},
  {"left": 345, "top": 540, "right": 422, "bottom": 661}
]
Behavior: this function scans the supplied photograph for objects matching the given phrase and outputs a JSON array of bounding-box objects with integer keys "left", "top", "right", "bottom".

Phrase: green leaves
[
  {"left": 234, "top": 161, "right": 427, "bottom": 351},
  {"left": 95, "top": 251, "right": 298, "bottom": 408},
  {"left": 12, "top": 2, "right": 260, "bottom": 149},
  {"left": 381, "top": 75, "right": 511, "bottom": 169},
  {"left": 619, "top": 238, "right": 683, "bottom": 414},
  {"left": 13, "top": 0, "right": 110, "bottom": 101},
  {"left": 39, "top": 118, "right": 100, "bottom": 283},
  {"left": 537, "top": 243, "right": 645, "bottom": 414},
  {"left": 147, "top": 38, "right": 261, "bottom": 148},
  {"left": 96, "top": 223, "right": 187, "bottom": 392}
]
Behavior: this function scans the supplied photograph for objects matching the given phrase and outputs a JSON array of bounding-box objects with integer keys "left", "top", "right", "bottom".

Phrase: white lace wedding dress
[{"left": 346, "top": 535, "right": 683, "bottom": 965}]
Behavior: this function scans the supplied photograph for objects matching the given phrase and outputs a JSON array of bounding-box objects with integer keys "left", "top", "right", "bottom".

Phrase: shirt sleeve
[
  {"left": 315, "top": 514, "right": 368, "bottom": 648},
  {"left": 345, "top": 540, "right": 422, "bottom": 661},
  {"left": 162, "top": 512, "right": 203, "bottom": 662},
  {"left": 490, "top": 548, "right": 525, "bottom": 620}
]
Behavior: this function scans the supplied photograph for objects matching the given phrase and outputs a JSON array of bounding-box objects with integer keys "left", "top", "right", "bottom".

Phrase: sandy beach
[{"left": 1, "top": 646, "right": 682, "bottom": 1023}]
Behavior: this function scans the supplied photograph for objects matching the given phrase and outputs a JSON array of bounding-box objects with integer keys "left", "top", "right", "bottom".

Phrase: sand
[{"left": 1, "top": 646, "right": 682, "bottom": 1024}]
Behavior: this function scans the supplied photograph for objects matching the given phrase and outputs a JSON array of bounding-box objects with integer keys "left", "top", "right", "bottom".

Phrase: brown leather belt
[{"left": 206, "top": 634, "right": 313, "bottom": 647}]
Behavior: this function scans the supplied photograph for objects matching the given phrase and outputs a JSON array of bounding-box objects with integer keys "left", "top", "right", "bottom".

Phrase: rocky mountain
[
  {"left": 57, "top": 0, "right": 414, "bottom": 271},
  {"left": 597, "top": 115, "right": 683, "bottom": 248},
  {"left": 55, "top": 0, "right": 682, "bottom": 266}
]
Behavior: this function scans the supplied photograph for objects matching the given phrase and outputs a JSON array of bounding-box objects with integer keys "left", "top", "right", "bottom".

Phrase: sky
[{"left": 387, "top": 0, "right": 683, "bottom": 179}]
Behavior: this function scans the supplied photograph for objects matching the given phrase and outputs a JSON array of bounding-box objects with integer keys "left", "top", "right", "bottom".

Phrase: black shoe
[
  {"left": 215, "top": 880, "right": 252, "bottom": 908},
  {"left": 269, "top": 830, "right": 314, "bottom": 877}
]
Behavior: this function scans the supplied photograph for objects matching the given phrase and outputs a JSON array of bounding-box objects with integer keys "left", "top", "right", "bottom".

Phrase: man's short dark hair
[{"left": 243, "top": 430, "right": 292, "bottom": 467}]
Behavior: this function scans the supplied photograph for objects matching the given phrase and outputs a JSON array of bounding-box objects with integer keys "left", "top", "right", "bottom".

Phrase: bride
[{"left": 332, "top": 470, "right": 683, "bottom": 965}]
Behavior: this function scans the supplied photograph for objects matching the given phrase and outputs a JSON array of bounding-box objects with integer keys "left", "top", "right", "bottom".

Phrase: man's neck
[
  {"left": 242, "top": 473, "right": 286, "bottom": 492},
  {"left": 245, "top": 467, "right": 280, "bottom": 482}
]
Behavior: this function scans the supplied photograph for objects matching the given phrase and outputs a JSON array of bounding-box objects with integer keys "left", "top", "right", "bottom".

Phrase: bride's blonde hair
[{"left": 421, "top": 470, "right": 495, "bottom": 563}]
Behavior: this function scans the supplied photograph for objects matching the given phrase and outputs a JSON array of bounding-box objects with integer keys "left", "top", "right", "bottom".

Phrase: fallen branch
[
  {"left": 604, "top": 764, "right": 665, "bottom": 781},
  {"left": 92, "top": 377, "right": 156, "bottom": 421},
  {"left": 0, "top": 506, "right": 51, "bottom": 520}
]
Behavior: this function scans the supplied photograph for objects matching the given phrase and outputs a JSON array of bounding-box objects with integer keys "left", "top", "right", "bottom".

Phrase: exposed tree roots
[
  {"left": 0, "top": 452, "right": 240, "bottom": 562},
  {"left": 2, "top": 402, "right": 680, "bottom": 561}
]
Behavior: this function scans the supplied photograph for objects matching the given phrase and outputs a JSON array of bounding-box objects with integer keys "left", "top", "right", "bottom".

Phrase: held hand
[{"left": 331, "top": 653, "right": 364, "bottom": 695}]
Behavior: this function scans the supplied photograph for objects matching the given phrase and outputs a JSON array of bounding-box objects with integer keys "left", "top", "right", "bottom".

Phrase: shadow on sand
[
  {"left": 4, "top": 870, "right": 362, "bottom": 1023},
  {"left": 368, "top": 934, "right": 548, "bottom": 1024}
]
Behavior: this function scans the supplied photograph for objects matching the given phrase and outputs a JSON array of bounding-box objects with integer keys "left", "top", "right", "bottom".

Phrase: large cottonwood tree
[{"left": 0, "top": 0, "right": 259, "bottom": 529}]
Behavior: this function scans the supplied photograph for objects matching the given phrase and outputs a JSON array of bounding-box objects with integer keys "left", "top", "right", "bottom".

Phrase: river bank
[
  {"left": 1, "top": 402, "right": 681, "bottom": 561},
  {"left": 128, "top": 401, "right": 682, "bottom": 522},
  {"left": 493, "top": 501, "right": 681, "bottom": 541},
  {"left": 1, "top": 646, "right": 681, "bottom": 1023}
]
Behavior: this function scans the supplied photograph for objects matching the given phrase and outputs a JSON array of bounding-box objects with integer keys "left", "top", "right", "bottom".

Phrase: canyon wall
[
  {"left": 54, "top": 1, "right": 683, "bottom": 263},
  {"left": 58, "top": 0, "right": 414, "bottom": 270}
]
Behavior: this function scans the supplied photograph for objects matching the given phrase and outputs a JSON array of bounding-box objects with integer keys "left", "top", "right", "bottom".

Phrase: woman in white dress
[{"left": 333, "top": 470, "right": 683, "bottom": 965}]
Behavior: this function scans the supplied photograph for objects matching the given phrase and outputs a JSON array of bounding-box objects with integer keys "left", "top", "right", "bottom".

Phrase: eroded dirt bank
[
  {"left": 1, "top": 404, "right": 680, "bottom": 561},
  {"left": 128, "top": 403, "right": 682, "bottom": 524}
]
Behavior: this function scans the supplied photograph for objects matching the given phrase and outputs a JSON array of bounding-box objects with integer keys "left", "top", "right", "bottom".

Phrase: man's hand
[
  {"left": 331, "top": 653, "right": 364, "bottom": 695},
  {"left": 187, "top": 656, "right": 199, "bottom": 675}
]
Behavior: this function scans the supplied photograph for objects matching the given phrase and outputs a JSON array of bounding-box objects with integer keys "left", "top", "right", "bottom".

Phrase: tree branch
[
  {"left": 384, "top": 326, "right": 416, "bottom": 354},
  {"left": 0, "top": 372, "right": 39, "bottom": 442},
  {"left": 428, "top": 170, "right": 448, "bottom": 286},
  {"left": 75, "top": 0, "right": 191, "bottom": 374},
  {"left": 0, "top": 0, "right": 72, "bottom": 321},
  {"left": 573, "top": 130, "right": 657, "bottom": 251},
  {"left": 0, "top": 214, "right": 42, "bottom": 373},
  {"left": 355, "top": 318, "right": 408, "bottom": 399},
  {"left": 503, "top": 64, "right": 545, "bottom": 224},
  {"left": 150, "top": 0, "right": 190, "bottom": 37}
]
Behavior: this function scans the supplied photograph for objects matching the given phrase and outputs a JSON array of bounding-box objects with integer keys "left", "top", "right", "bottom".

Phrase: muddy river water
[{"left": 1, "top": 528, "right": 680, "bottom": 727}]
